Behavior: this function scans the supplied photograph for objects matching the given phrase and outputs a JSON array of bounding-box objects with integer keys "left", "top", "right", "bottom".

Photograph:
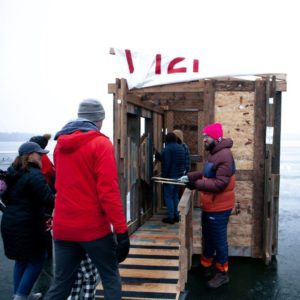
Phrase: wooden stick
[
  {"left": 152, "top": 176, "right": 181, "bottom": 182},
  {"left": 153, "top": 180, "right": 186, "bottom": 186}
]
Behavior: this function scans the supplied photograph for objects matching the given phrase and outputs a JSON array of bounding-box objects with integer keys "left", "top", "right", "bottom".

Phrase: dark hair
[
  {"left": 12, "top": 155, "right": 31, "bottom": 171},
  {"left": 165, "top": 132, "right": 177, "bottom": 143}
]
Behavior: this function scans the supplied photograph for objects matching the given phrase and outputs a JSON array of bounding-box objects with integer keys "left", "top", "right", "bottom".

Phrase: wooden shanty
[{"left": 104, "top": 74, "right": 286, "bottom": 296}]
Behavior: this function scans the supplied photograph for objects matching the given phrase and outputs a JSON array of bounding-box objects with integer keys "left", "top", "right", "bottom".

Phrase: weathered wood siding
[{"left": 215, "top": 91, "right": 255, "bottom": 256}]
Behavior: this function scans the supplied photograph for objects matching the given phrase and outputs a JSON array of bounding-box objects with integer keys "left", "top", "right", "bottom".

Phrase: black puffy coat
[{"left": 1, "top": 163, "right": 54, "bottom": 260}]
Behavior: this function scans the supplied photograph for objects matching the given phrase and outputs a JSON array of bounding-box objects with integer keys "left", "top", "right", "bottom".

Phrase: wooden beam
[
  {"left": 108, "top": 83, "right": 117, "bottom": 94},
  {"left": 130, "top": 81, "right": 206, "bottom": 93},
  {"left": 215, "top": 80, "right": 255, "bottom": 91},
  {"left": 276, "top": 80, "right": 287, "bottom": 92},
  {"left": 203, "top": 79, "right": 215, "bottom": 125},
  {"left": 252, "top": 79, "right": 266, "bottom": 258},
  {"left": 127, "top": 95, "right": 164, "bottom": 114}
]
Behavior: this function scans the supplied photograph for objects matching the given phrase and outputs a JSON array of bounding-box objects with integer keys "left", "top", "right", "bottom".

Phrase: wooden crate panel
[
  {"left": 235, "top": 181, "right": 253, "bottom": 210},
  {"left": 228, "top": 223, "right": 252, "bottom": 247},
  {"left": 230, "top": 211, "right": 252, "bottom": 225},
  {"left": 215, "top": 91, "right": 255, "bottom": 170}
]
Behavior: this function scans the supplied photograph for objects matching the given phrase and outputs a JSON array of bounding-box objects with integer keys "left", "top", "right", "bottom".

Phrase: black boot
[
  {"left": 162, "top": 217, "right": 175, "bottom": 224},
  {"left": 202, "top": 266, "right": 214, "bottom": 281},
  {"left": 206, "top": 271, "right": 229, "bottom": 288}
]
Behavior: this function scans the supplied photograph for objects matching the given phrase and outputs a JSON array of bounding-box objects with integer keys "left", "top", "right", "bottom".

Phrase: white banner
[
  {"left": 114, "top": 48, "right": 283, "bottom": 90},
  {"left": 114, "top": 48, "right": 207, "bottom": 89}
]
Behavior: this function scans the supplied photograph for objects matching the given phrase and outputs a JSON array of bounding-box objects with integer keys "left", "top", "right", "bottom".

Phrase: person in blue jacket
[{"left": 156, "top": 132, "right": 185, "bottom": 224}]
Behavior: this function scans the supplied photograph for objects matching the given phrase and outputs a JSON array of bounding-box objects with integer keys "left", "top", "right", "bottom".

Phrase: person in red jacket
[
  {"left": 29, "top": 134, "right": 56, "bottom": 258},
  {"left": 29, "top": 134, "right": 55, "bottom": 191},
  {"left": 44, "top": 99, "right": 129, "bottom": 300},
  {"left": 180, "top": 122, "right": 235, "bottom": 289}
]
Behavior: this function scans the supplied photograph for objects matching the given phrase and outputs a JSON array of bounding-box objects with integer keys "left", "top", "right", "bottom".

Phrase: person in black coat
[
  {"left": 1, "top": 142, "right": 55, "bottom": 300},
  {"left": 155, "top": 132, "right": 185, "bottom": 224}
]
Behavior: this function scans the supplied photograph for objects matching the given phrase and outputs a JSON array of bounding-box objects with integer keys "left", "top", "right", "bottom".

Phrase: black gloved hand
[
  {"left": 116, "top": 230, "right": 130, "bottom": 263},
  {"left": 185, "top": 181, "right": 196, "bottom": 190}
]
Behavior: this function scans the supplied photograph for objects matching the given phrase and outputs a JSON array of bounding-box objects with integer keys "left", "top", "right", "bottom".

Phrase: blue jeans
[
  {"left": 44, "top": 233, "right": 121, "bottom": 300},
  {"left": 164, "top": 184, "right": 180, "bottom": 219},
  {"left": 202, "top": 210, "right": 232, "bottom": 265},
  {"left": 13, "top": 253, "right": 46, "bottom": 296}
]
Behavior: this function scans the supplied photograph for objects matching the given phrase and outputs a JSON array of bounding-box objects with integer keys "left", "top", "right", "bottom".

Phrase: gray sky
[{"left": 0, "top": 0, "right": 298, "bottom": 140}]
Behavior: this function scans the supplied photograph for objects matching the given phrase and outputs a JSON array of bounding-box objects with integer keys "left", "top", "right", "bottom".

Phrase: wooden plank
[
  {"left": 130, "top": 238, "right": 178, "bottom": 247},
  {"left": 119, "top": 268, "right": 179, "bottom": 279},
  {"left": 130, "top": 81, "right": 206, "bottom": 93},
  {"left": 276, "top": 80, "right": 287, "bottom": 91},
  {"left": 129, "top": 248, "right": 179, "bottom": 256},
  {"left": 108, "top": 83, "right": 117, "bottom": 94},
  {"left": 131, "top": 231, "right": 179, "bottom": 239},
  {"left": 178, "top": 189, "right": 192, "bottom": 216},
  {"left": 121, "top": 284, "right": 177, "bottom": 294},
  {"left": 127, "top": 95, "right": 164, "bottom": 114},
  {"left": 116, "top": 283, "right": 178, "bottom": 293},
  {"left": 203, "top": 79, "right": 215, "bottom": 126},
  {"left": 263, "top": 77, "right": 273, "bottom": 264},
  {"left": 120, "top": 78, "right": 128, "bottom": 159},
  {"left": 252, "top": 79, "right": 266, "bottom": 258},
  {"left": 215, "top": 80, "right": 255, "bottom": 91},
  {"left": 123, "top": 258, "right": 179, "bottom": 266}
]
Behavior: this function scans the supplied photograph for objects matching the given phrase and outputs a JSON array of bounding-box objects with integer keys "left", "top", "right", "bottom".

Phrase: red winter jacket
[
  {"left": 41, "top": 155, "right": 55, "bottom": 186},
  {"left": 52, "top": 130, "right": 127, "bottom": 241}
]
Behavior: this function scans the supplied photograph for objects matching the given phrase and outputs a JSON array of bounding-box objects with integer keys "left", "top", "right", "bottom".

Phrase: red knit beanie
[{"left": 203, "top": 123, "right": 223, "bottom": 141}]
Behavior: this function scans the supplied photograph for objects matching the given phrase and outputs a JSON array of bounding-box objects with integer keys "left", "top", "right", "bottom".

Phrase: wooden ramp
[{"left": 96, "top": 211, "right": 181, "bottom": 300}]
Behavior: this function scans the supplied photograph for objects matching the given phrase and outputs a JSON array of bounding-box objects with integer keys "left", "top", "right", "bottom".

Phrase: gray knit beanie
[{"left": 77, "top": 99, "right": 105, "bottom": 122}]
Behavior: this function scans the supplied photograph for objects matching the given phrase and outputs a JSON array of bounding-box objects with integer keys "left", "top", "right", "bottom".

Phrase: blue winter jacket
[{"left": 160, "top": 142, "right": 185, "bottom": 179}]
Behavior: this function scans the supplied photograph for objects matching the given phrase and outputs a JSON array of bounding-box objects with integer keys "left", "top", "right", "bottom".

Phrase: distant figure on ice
[
  {"left": 156, "top": 132, "right": 185, "bottom": 224},
  {"left": 1, "top": 142, "right": 55, "bottom": 300},
  {"left": 179, "top": 123, "right": 235, "bottom": 288},
  {"left": 44, "top": 99, "right": 129, "bottom": 300}
]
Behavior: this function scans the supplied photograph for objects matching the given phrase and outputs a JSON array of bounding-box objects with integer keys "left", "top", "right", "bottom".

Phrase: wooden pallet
[{"left": 96, "top": 212, "right": 180, "bottom": 299}]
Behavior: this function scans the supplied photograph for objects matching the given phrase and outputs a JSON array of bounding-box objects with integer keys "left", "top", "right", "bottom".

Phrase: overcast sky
[{"left": 0, "top": 0, "right": 298, "bottom": 140}]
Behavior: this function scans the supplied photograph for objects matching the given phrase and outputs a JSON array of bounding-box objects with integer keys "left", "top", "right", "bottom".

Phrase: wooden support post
[
  {"left": 178, "top": 189, "right": 193, "bottom": 291},
  {"left": 253, "top": 79, "right": 267, "bottom": 258},
  {"left": 119, "top": 79, "right": 128, "bottom": 159},
  {"left": 263, "top": 76, "right": 277, "bottom": 264},
  {"left": 271, "top": 88, "right": 282, "bottom": 255}
]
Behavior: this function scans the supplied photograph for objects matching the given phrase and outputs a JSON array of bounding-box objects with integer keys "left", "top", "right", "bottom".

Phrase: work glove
[
  {"left": 178, "top": 175, "right": 189, "bottom": 183},
  {"left": 185, "top": 181, "right": 196, "bottom": 190},
  {"left": 116, "top": 230, "right": 130, "bottom": 263}
]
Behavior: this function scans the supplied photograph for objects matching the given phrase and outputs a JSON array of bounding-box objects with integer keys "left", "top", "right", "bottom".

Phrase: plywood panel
[
  {"left": 215, "top": 91, "right": 255, "bottom": 170},
  {"left": 235, "top": 181, "right": 253, "bottom": 210},
  {"left": 228, "top": 223, "right": 252, "bottom": 247}
]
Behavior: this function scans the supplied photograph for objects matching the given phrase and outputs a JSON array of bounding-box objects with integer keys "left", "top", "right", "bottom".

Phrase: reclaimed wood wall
[{"left": 214, "top": 90, "right": 255, "bottom": 256}]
